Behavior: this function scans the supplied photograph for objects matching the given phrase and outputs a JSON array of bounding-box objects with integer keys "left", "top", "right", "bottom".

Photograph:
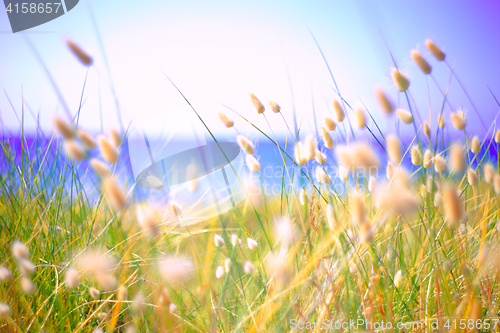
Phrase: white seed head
[
  {"left": 496, "top": 130, "right": 500, "bottom": 143},
  {"left": 247, "top": 238, "right": 258, "bottom": 250},
  {"left": 443, "top": 185, "right": 464, "bottom": 227},
  {"left": 53, "top": 115, "right": 74, "bottom": 139},
  {"left": 349, "top": 263, "right": 358, "bottom": 275},
  {"left": 326, "top": 203, "right": 338, "bottom": 231},
  {"left": 77, "top": 130, "right": 96, "bottom": 149},
  {"left": 411, "top": 146, "right": 421, "bottom": 166},
  {"left": 12, "top": 241, "right": 30, "bottom": 261},
  {"left": 395, "top": 109, "right": 413, "bottom": 124},
  {"left": 158, "top": 256, "right": 193, "bottom": 283},
  {"left": 434, "top": 154, "right": 447, "bottom": 173},
  {"left": 450, "top": 111, "right": 466, "bottom": 130},
  {"left": 324, "top": 116, "right": 336, "bottom": 131},
  {"left": 387, "top": 134, "right": 401, "bottom": 164},
  {"left": 339, "top": 166, "right": 349, "bottom": 181},
  {"left": 335, "top": 143, "right": 380, "bottom": 169},
  {"left": 214, "top": 234, "right": 225, "bottom": 247},
  {"left": 0, "top": 267, "right": 13, "bottom": 282},
  {"left": 0, "top": 303, "right": 11, "bottom": 318},
  {"left": 354, "top": 108, "right": 366, "bottom": 128},
  {"left": 225, "top": 258, "right": 231, "bottom": 273},
  {"left": 245, "top": 154, "right": 261, "bottom": 172},
  {"left": 218, "top": 112, "right": 234, "bottom": 128},
  {"left": 494, "top": 174, "right": 500, "bottom": 195},
  {"left": 471, "top": 136, "right": 480, "bottom": 154},
  {"left": 423, "top": 121, "right": 431, "bottom": 138},
  {"left": 103, "top": 177, "right": 127, "bottom": 209},
  {"left": 438, "top": 114, "right": 445, "bottom": 128},
  {"left": 275, "top": 218, "right": 297, "bottom": 245},
  {"left": 350, "top": 192, "right": 367, "bottom": 226},
  {"left": 89, "top": 287, "right": 100, "bottom": 299},
  {"left": 230, "top": 234, "right": 241, "bottom": 247},
  {"left": 237, "top": 135, "right": 254, "bottom": 155},
  {"left": 131, "top": 293, "right": 146, "bottom": 314},
  {"left": 304, "top": 135, "right": 316, "bottom": 161},
  {"left": 64, "top": 38, "right": 93, "bottom": 65},
  {"left": 434, "top": 192, "right": 443, "bottom": 207},
  {"left": 368, "top": 176, "right": 376, "bottom": 193},
  {"left": 333, "top": 99, "right": 345, "bottom": 122},
  {"left": 244, "top": 261, "right": 255, "bottom": 274},
  {"left": 394, "top": 270, "right": 403, "bottom": 288},
  {"left": 425, "top": 39, "right": 446, "bottom": 61},
  {"left": 97, "top": 135, "right": 118, "bottom": 164},
  {"left": 169, "top": 303, "right": 177, "bottom": 313},
  {"left": 249, "top": 93, "right": 265, "bottom": 114},
  {"left": 21, "top": 277, "right": 36, "bottom": 295},
  {"left": 64, "top": 140, "right": 86, "bottom": 161},
  {"left": 136, "top": 204, "right": 160, "bottom": 238},
  {"left": 391, "top": 68, "right": 410, "bottom": 92},
  {"left": 410, "top": 49, "right": 432, "bottom": 74},
  {"left": 299, "top": 188, "right": 307, "bottom": 206},
  {"left": 423, "top": 149, "right": 432, "bottom": 169},
  {"left": 374, "top": 87, "right": 394, "bottom": 115},
  {"left": 169, "top": 200, "right": 182, "bottom": 216},
  {"left": 65, "top": 268, "right": 80, "bottom": 289},
  {"left": 321, "top": 127, "right": 334, "bottom": 149},
  {"left": 484, "top": 164, "right": 494, "bottom": 184},
  {"left": 467, "top": 168, "right": 478, "bottom": 186},
  {"left": 450, "top": 142, "right": 465, "bottom": 172},
  {"left": 90, "top": 159, "right": 110, "bottom": 178},
  {"left": 215, "top": 265, "right": 225, "bottom": 279},
  {"left": 315, "top": 167, "right": 331, "bottom": 184},
  {"left": 268, "top": 101, "right": 281, "bottom": 113}
]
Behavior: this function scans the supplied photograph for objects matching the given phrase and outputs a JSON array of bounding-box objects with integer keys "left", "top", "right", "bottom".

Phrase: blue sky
[{"left": 0, "top": 0, "right": 499, "bottom": 140}]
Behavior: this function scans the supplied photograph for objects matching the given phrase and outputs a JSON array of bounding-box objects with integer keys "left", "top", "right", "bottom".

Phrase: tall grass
[{"left": 1, "top": 35, "right": 500, "bottom": 333}]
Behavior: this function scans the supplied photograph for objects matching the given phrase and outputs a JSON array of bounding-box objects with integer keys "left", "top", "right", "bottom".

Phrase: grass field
[{"left": 1, "top": 38, "right": 500, "bottom": 332}]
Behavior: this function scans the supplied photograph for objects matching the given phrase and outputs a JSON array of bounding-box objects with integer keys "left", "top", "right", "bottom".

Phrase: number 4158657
[
  {"left": 6, "top": 3, "right": 62, "bottom": 14},
  {"left": 444, "top": 318, "right": 499, "bottom": 330}
]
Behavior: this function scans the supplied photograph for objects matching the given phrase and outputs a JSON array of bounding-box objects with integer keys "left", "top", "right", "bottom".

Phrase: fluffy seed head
[
  {"left": 387, "top": 134, "right": 401, "bottom": 164},
  {"left": 442, "top": 260, "right": 451, "bottom": 272},
  {"left": 64, "top": 140, "right": 85, "bottom": 161},
  {"left": 386, "top": 162, "right": 394, "bottom": 181},
  {"left": 411, "top": 146, "right": 421, "bottom": 166},
  {"left": 218, "top": 112, "right": 234, "bottom": 128},
  {"left": 467, "top": 168, "right": 478, "bottom": 186},
  {"left": 12, "top": 241, "right": 29, "bottom": 261},
  {"left": 321, "top": 127, "right": 334, "bottom": 149},
  {"left": 247, "top": 238, "right": 258, "bottom": 250},
  {"left": 249, "top": 93, "right": 265, "bottom": 114},
  {"left": 423, "top": 121, "right": 431, "bottom": 138},
  {"left": 410, "top": 49, "right": 432, "bottom": 74},
  {"left": 368, "top": 176, "right": 376, "bottom": 193},
  {"left": 158, "top": 256, "right": 193, "bottom": 283},
  {"left": 97, "top": 135, "right": 118, "bottom": 164},
  {"left": 237, "top": 135, "right": 254, "bottom": 155},
  {"left": 21, "top": 277, "right": 36, "bottom": 295},
  {"left": 350, "top": 192, "right": 367, "bottom": 226},
  {"left": 224, "top": 258, "right": 231, "bottom": 273},
  {"left": 423, "top": 149, "right": 432, "bottom": 169},
  {"left": 450, "top": 112, "right": 466, "bottom": 130},
  {"left": 390, "top": 68, "right": 410, "bottom": 92},
  {"left": 215, "top": 266, "right": 225, "bottom": 279},
  {"left": 245, "top": 154, "right": 261, "bottom": 172},
  {"left": 131, "top": 293, "right": 146, "bottom": 314},
  {"left": 76, "top": 130, "right": 96, "bottom": 149},
  {"left": 0, "top": 303, "right": 11, "bottom": 318},
  {"left": 299, "top": 188, "right": 307, "bottom": 205},
  {"left": 484, "top": 164, "right": 494, "bottom": 184},
  {"left": 349, "top": 263, "right": 358, "bottom": 275},
  {"left": 230, "top": 234, "right": 241, "bottom": 247},
  {"left": 136, "top": 204, "right": 160, "bottom": 238},
  {"left": 339, "top": 165, "right": 349, "bottom": 181},
  {"left": 169, "top": 303, "right": 177, "bottom": 313},
  {"left": 396, "top": 109, "right": 413, "bottom": 124},
  {"left": 450, "top": 142, "right": 465, "bottom": 172},
  {"left": 268, "top": 101, "right": 281, "bottom": 113},
  {"left": 64, "top": 38, "right": 93, "bottom": 65},
  {"left": 375, "top": 182, "right": 419, "bottom": 216},
  {"left": 304, "top": 135, "right": 316, "bottom": 161},
  {"left": 89, "top": 159, "right": 110, "bottom": 178},
  {"left": 89, "top": 287, "right": 100, "bottom": 299},
  {"left": 109, "top": 129, "right": 121, "bottom": 147},
  {"left": 471, "top": 136, "right": 480, "bottom": 154},
  {"left": 315, "top": 150, "right": 327, "bottom": 164},
  {"left": 359, "top": 223, "right": 373, "bottom": 243},
  {"left": 65, "top": 268, "right": 80, "bottom": 288},
  {"left": 434, "top": 192, "right": 443, "bottom": 207},
  {"left": 315, "top": 167, "right": 331, "bottom": 184},
  {"left": 53, "top": 116, "right": 74, "bottom": 139},
  {"left": 438, "top": 114, "right": 445, "bottom": 128},
  {"left": 214, "top": 233, "right": 225, "bottom": 247},
  {"left": 0, "top": 267, "right": 12, "bottom": 282},
  {"left": 494, "top": 175, "right": 500, "bottom": 195},
  {"left": 333, "top": 99, "right": 345, "bottom": 122},
  {"left": 394, "top": 270, "right": 403, "bottom": 288},
  {"left": 324, "top": 116, "right": 336, "bottom": 131},
  {"left": 443, "top": 185, "right": 463, "bottom": 227},
  {"left": 374, "top": 87, "right": 394, "bottom": 114},
  {"left": 244, "top": 261, "right": 255, "bottom": 274},
  {"left": 425, "top": 39, "right": 446, "bottom": 61},
  {"left": 103, "top": 178, "right": 126, "bottom": 209},
  {"left": 294, "top": 142, "right": 307, "bottom": 164},
  {"left": 335, "top": 143, "right": 380, "bottom": 169},
  {"left": 434, "top": 154, "right": 447, "bottom": 173},
  {"left": 19, "top": 259, "right": 36, "bottom": 275},
  {"left": 354, "top": 108, "right": 366, "bottom": 128},
  {"left": 326, "top": 204, "right": 338, "bottom": 231},
  {"left": 496, "top": 130, "right": 500, "bottom": 143}
]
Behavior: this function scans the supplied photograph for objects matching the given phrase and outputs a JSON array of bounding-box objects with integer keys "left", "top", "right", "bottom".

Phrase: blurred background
[{"left": 0, "top": 0, "right": 499, "bottom": 140}]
